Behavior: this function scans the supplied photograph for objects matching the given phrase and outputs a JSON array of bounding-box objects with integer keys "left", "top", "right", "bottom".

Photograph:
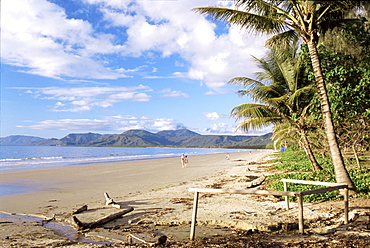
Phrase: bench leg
[
  {"left": 298, "top": 194, "right": 304, "bottom": 234},
  {"left": 190, "top": 191, "right": 199, "bottom": 241},
  {"left": 344, "top": 188, "right": 348, "bottom": 224}
]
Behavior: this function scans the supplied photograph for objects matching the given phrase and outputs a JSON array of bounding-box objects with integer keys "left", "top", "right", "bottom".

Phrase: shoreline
[
  {"left": 0, "top": 150, "right": 272, "bottom": 216},
  {"left": 0, "top": 146, "right": 253, "bottom": 171}
]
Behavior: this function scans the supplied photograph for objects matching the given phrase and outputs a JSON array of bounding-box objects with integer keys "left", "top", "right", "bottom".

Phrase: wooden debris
[
  {"left": 41, "top": 214, "right": 55, "bottom": 225},
  {"left": 169, "top": 197, "right": 193, "bottom": 205},
  {"left": 246, "top": 175, "right": 266, "bottom": 188},
  {"left": 72, "top": 207, "right": 134, "bottom": 230},
  {"left": 104, "top": 192, "right": 121, "bottom": 209},
  {"left": 238, "top": 175, "right": 266, "bottom": 188},
  {"left": 72, "top": 205, "right": 88, "bottom": 215},
  {"left": 128, "top": 232, "right": 167, "bottom": 246}
]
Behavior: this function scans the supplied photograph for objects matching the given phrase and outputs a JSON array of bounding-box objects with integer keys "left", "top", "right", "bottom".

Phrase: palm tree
[
  {"left": 194, "top": 0, "right": 363, "bottom": 192},
  {"left": 273, "top": 122, "right": 312, "bottom": 158},
  {"left": 230, "top": 45, "right": 322, "bottom": 171}
]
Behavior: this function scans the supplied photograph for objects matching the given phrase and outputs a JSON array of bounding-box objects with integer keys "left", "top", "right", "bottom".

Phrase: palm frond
[
  {"left": 236, "top": 116, "right": 282, "bottom": 132},
  {"left": 266, "top": 30, "right": 300, "bottom": 49},
  {"left": 287, "top": 84, "right": 315, "bottom": 107},
  {"left": 193, "top": 7, "right": 289, "bottom": 35},
  {"left": 234, "top": 0, "right": 296, "bottom": 23},
  {"left": 231, "top": 103, "right": 279, "bottom": 118},
  {"left": 228, "top": 77, "right": 263, "bottom": 89}
]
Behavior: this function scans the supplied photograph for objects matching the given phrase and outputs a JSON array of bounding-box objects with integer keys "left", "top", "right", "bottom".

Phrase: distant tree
[{"left": 321, "top": 8, "right": 370, "bottom": 60}]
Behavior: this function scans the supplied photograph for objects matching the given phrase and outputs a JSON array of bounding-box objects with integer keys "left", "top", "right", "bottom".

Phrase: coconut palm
[
  {"left": 273, "top": 117, "right": 325, "bottom": 170},
  {"left": 230, "top": 45, "right": 322, "bottom": 171},
  {"left": 194, "top": 0, "right": 364, "bottom": 192}
]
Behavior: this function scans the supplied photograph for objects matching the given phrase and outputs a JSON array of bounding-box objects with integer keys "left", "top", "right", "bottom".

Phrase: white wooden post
[
  {"left": 344, "top": 188, "right": 349, "bottom": 224},
  {"left": 283, "top": 181, "right": 289, "bottom": 210},
  {"left": 190, "top": 191, "right": 199, "bottom": 241},
  {"left": 298, "top": 194, "right": 304, "bottom": 234}
]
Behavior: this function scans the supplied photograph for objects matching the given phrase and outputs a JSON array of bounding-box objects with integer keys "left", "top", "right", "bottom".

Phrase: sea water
[{"left": 0, "top": 146, "right": 250, "bottom": 171}]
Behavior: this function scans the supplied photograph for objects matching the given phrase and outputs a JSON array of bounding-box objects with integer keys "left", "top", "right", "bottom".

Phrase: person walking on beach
[
  {"left": 226, "top": 153, "right": 230, "bottom": 160},
  {"left": 181, "top": 154, "right": 186, "bottom": 168},
  {"left": 184, "top": 155, "right": 188, "bottom": 167}
]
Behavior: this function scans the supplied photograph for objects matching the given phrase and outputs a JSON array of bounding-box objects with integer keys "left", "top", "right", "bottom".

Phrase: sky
[{"left": 1, "top": 0, "right": 271, "bottom": 139}]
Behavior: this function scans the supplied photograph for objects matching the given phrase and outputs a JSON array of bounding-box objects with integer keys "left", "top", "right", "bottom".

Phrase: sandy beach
[
  {"left": 1, "top": 149, "right": 369, "bottom": 247},
  {"left": 0, "top": 150, "right": 269, "bottom": 215}
]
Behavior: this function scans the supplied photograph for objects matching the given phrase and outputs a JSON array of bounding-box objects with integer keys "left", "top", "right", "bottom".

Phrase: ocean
[{"left": 0, "top": 146, "right": 251, "bottom": 171}]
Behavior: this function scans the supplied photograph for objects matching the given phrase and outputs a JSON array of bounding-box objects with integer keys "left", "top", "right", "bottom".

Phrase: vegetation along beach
[{"left": 1, "top": 1, "right": 370, "bottom": 247}]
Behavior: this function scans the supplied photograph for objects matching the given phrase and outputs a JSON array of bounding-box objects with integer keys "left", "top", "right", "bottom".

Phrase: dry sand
[{"left": 1, "top": 150, "right": 369, "bottom": 247}]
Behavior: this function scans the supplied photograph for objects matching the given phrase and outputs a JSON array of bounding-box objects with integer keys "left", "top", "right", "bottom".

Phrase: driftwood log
[
  {"left": 72, "top": 205, "right": 88, "bottom": 215},
  {"left": 237, "top": 175, "right": 266, "bottom": 188},
  {"left": 72, "top": 207, "right": 134, "bottom": 230},
  {"left": 128, "top": 232, "right": 167, "bottom": 246},
  {"left": 246, "top": 175, "right": 265, "bottom": 188},
  {"left": 41, "top": 214, "right": 56, "bottom": 225},
  {"left": 104, "top": 192, "right": 121, "bottom": 209}
]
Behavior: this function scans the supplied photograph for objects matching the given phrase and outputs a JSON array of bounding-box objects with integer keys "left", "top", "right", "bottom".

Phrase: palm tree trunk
[
  {"left": 300, "top": 130, "right": 322, "bottom": 171},
  {"left": 306, "top": 39, "right": 356, "bottom": 193}
]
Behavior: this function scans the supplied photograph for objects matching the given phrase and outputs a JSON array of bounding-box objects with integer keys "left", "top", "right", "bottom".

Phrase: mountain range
[{"left": 0, "top": 129, "right": 273, "bottom": 148}]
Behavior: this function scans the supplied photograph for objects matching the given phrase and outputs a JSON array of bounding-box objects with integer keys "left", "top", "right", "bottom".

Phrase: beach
[
  {"left": 1, "top": 149, "right": 369, "bottom": 247},
  {"left": 0, "top": 150, "right": 269, "bottom": 215}
]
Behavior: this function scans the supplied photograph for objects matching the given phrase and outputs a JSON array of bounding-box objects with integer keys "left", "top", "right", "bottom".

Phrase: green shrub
[
  {"left": 266, "top": 151, "right": 370, "bottom": 202},
  {"left": 349, "top": 168, "right": 370, "bottom": 198},
  {"left": 271, "top": 150, "right": 313, "bottom": 172}
]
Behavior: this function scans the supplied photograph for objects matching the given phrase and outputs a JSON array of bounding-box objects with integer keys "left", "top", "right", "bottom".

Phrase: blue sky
[{"left": 1, "top": 0, "right": 271, "bottom": 139}]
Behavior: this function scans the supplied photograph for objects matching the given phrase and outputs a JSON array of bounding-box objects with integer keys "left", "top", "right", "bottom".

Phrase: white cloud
[
  {"left": 2, "top": 0, "right": 267, "bottom": 91},
  {"left": 55, "top": 102, "right": 65, "bottom": 107},
  {"left": 205, "top": 121, "right": 274, "bottom": 135},
  {"left": 159, "top": 88, "right": 189, "bottom": 98},
  {"left": 19, "top": 118, "right": 109, "bottom": 131},
  {"left": 18, "top": 115, "right": 185, "bottom": 132},
  {"left": 204, "top": 112, "right": 225, "bottom": 120},
  {"left": 202, "top": 122, "right": 236, "bottom": 135},
  {"left": 15, "top": 85, "right": 152, "bottom": 112},
  {"left": 201, "top": 122, "right": 271, "bottom": 135},
  {"left": 84, "top": 0, "right": 268, "bottom": 91},
  {"left": 1, "top": 0, "right": 126, "bottom": 79},
  {"left": 17, "top": 115, "right": 270, "bottom": 135}
]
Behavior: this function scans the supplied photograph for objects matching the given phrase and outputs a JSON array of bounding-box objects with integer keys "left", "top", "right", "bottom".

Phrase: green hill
[{"left": 1, "top": 129, "right": 273, "bottom": 148}]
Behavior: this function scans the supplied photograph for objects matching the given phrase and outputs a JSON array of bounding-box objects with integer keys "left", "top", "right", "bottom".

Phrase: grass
[{"left": 265, "top": 150, "right": 370, "bottom": 202}]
